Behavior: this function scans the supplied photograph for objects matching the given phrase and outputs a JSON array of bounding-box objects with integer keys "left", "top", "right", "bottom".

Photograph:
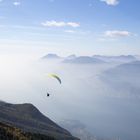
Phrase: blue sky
[{"left": 0, "top": 0, "right": 140, "bottom": 56}]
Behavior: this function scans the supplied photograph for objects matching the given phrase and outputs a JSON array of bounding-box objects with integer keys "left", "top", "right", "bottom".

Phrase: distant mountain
[
  {"left": 42, "top": 53, "right": 61, "bottom": 59},
  {"left": 134, "top": 55, "right": 140, "bottom": 60},
  {"left": 0, "top": 101, "right": 79, "bottom": 140},
  {"left": 93, "top": 55, "right": 136, "bottom": 63},
  {"left": 63, "top": 56, "right": 104, "bottom": 64},
  {"left": 41, "top": 54, "right": 137, "bottom": 64},
  {"left": 41, "top": 54, "right": 137, "bottom": 63},
  {"left": 100, "top": 61, "right": 140, "bottom": 96},
  {"left": 66, "top": 54, "right": 77, "bottom": 59},
  {"left": 102, "top": 61, "right": 140, "bottom": 78},
  {"left": 0, "top": 121, "right": 55, "bottom": 140}
]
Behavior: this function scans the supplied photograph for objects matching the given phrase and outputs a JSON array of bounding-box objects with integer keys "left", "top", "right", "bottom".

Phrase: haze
[
  {"left": 0, "top": 55, "right": 140, "bottom": 140},
  {"left": 0, "top": 0, "right": 140, "bottom": 140}
]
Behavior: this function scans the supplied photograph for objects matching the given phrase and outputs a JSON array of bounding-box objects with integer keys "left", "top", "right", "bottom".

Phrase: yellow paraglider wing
[{"left": 47, "top": 74, "right": 61, "bottom": 84}]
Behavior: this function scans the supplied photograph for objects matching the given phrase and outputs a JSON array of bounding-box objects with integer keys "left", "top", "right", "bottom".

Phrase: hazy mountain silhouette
[
  {"left": 0, "top": 101, "right": 79, "bottom": 140},
  {"left": 41, "top": 54, "right": 136, "bottom": 64},
  {"left": 93, "top": 55, "right": 136, "bottom": 63},
  {"left": 63, "top": 56, "right": 104, "bottom": 64},
  {"left": 102, "top": 61, "right": 140, "bottom": 78},
  {"left": 42, "top": 54, "right": 61, "bottom": 59},
  {"left": 66, "top": 55, "right": 77, "bottom": 59},
  {"left": 100, "top": 61, "right": 140, "bottom": 97}
]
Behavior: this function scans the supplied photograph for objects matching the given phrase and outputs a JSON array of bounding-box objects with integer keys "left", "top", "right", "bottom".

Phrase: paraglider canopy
[{"left": 47, "top": 74, "right": 62, "bottom": 84}]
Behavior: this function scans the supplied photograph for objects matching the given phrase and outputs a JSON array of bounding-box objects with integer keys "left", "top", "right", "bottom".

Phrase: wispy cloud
[
  {"left": 104, "top": 30, "right": 132, "bottom": 38},
  {"left": 97, "top": 37, "right": 117, "bottom": 42},
  {"left": 41, "top": 20, "right": 80, "bottom": 28},
  {"left": 98, "top": 30, "right": 133, "bottom": 42},
  {"left": 100, "top": 0, "right": 119, "bottom": 6},
  {"left": 13, "top": 1, "right": 21, "bottom": 6},
  {"left": 65, "top": 30, "right": 76, "bottom": 33},
  {"left": 67, "top": 22, "right": 80, "bottom": 28}
]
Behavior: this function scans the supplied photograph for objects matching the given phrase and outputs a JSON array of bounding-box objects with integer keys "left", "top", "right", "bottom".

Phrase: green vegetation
[{"left": 0, "top": 122, "right": 55, "bottom": 140}]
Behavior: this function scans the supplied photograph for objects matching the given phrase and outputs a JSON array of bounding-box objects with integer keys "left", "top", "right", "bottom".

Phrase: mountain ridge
[
  {"left": 41, "top": 53, "right": 137, "bottom": 64},
  {"left": 0, "top": 101, "right": 79, "bottom": 140}
]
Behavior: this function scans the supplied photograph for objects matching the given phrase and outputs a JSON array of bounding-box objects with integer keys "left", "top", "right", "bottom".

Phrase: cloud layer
[
  {"left": 100, "top": 0, "right": 119, "bottom": 6},
  {"left": 41, "top": 20, "right": 80, "bottom": 28}
]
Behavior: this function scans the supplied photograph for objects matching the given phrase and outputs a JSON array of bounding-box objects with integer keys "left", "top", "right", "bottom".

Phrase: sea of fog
[{"left": 0, "top": 55, "right": 140, "bottom": 140}]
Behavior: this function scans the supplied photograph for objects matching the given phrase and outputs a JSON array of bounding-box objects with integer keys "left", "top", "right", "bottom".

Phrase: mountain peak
[{"left": 42, "top": 53, "right": 60, "bottom": 59}]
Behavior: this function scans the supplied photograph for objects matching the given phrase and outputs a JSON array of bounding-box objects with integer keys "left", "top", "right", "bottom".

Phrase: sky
[
  {"left": 0, "top": 0, "right": 140, "bottom": 56},
  {"left": 1, "top": 1, "right": 140, "bottom": 139}
]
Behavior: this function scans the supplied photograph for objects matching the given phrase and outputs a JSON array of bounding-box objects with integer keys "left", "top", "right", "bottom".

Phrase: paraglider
[
  {"left": 45, "top": 74, "right": 61, "bottom": 98},
  {"left": 47, "top": 74, "right": 61, "bottom": 84}
]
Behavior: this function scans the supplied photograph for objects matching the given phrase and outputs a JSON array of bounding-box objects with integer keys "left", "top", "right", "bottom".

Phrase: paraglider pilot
[{"left": 47, "top": 93, "right": 50, "bottom": 97}]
